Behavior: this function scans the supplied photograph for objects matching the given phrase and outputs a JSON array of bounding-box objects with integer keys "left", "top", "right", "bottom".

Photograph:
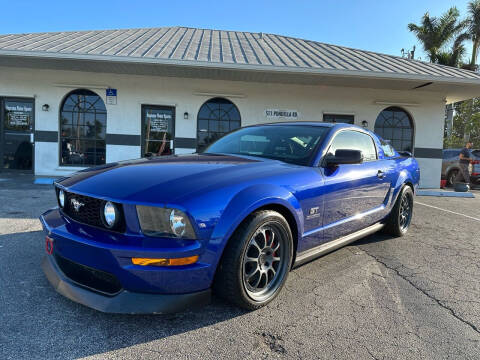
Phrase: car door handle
[{"left": 377, "top": 170, "right": 386, "bottom": 179}]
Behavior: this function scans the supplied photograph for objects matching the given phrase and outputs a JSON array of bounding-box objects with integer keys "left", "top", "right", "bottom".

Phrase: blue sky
[{"left": 0, "top": 0, "right": 472, "bottom": 60}]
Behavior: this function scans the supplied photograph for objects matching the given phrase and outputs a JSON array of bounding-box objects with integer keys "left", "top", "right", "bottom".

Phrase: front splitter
[{"left": 42, "top": 255, "right": 211, "bottom": 314}]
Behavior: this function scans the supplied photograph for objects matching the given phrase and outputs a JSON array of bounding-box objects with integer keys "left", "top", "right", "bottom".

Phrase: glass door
[
  {"left": 141, "top": 105, "right": 175, "bottom": 157},
  {"left": 1, "top": 99, "right": 35, "bottom": 172}
]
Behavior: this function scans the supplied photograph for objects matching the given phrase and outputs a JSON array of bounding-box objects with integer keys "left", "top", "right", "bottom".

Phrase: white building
[{"left": 1, "top": 27, "right": 480, "bottom": 188}]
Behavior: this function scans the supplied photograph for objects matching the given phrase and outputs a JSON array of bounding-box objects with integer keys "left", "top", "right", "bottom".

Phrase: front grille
[
  {"left": 55, "top": 253, "right": 123, "bottom": 295},
  {"left": 58, "top": 189, "right": 125, "bottom": 232}
]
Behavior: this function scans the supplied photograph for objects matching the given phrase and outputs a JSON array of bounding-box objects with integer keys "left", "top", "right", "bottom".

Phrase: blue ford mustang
[{"left": 40, "top": 122, "right": 420, "bottom": 313}]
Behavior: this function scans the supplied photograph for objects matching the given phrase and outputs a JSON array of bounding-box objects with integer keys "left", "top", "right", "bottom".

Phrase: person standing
[{"left": 455, "top": 141, "right": 474, "bottom": 185}]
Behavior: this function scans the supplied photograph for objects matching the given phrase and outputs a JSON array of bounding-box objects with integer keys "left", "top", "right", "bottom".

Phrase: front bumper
[
  {"left": 42, "top": 254, "right": 210, "bottom": 314},
  {"left": 40, "top": 208, "right": 216, "bottom": 313}
]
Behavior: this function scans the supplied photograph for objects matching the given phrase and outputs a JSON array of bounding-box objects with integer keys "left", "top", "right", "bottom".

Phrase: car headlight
[
  {"left": 58, "top": 189, "right": 65, "bottom": 208},
  {"left": 102, "top": 201, "right": 118, "bottom": 228},
  {"left": 136, "top": 205, "right": 196, "bottom": 238}
]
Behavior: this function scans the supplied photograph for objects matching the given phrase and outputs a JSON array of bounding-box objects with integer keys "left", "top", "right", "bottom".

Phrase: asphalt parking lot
[{"left": 1, "top": 175, "right": 480, "bottom": 359}]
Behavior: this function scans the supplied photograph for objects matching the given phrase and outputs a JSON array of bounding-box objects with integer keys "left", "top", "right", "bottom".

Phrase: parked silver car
[{"left": 442, "top": 149, "right": 480, "bottom": 186}]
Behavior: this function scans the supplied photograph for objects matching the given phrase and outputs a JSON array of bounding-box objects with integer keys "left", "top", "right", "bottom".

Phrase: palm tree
[
  {"left": 437, "top": 33, "right": 470, "bottom": 67},
  {"left": 408, "top": 7, "right": 468, "bottom": 65},
  {"left": 467, "top": 0, "right": 480, "bottom": 70}
]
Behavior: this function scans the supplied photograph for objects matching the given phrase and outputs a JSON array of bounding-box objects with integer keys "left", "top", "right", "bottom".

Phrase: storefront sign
[
  {"left": 8, "top": 112, "right": 30, "bottom": 126},
  {"left": 142, "top": 105, "right": 175, "bottom": 157},
  {"left": 265, "top": 109, "right": 299, "bottom": 119},
  {"left": 5, "top": 104, "right": 33, "bottom": 112},
  {"left": 146, "top": 111, "right": 172, "bottom": 132},
  {"left": 5, "top": 103, "right": 32, "bottom": 128},
  {"left": 106, "top": 88, "right": 117, "bottom": 105}
]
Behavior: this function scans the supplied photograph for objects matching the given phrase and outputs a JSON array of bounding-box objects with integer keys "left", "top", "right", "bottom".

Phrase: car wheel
[
  {"left": 447, "top": 169, "right": 458, "bottom": 186},
  {"left": 213, "top": 210, "right": 293, "bottom": 310},
  {"left": 384, "top": 185, "right": 414, "bottom": 237}
]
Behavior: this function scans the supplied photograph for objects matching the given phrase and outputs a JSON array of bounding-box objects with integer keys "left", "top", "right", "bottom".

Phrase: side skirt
[{"left": 293, "top": 222, "right": 384, "bottom": 268}]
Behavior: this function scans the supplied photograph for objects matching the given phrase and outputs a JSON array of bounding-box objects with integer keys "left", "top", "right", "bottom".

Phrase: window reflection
[
  {"left": 60, "top": 89, "right": 106, "bottom": 166},
  {"left": 142, "top": 106, "right": 174, "bottom": 157},
  {"left": 328, "top": 130, "right": 377, "bottom": 162},
  {"left": 374, "top": 107, "right": 413, "bottom": 153},
  {"left": 323, "top": 114, "right": 354, "bottom": 124},
  {"left": 197, "top": 97, "right": 241, "bottom": 151}
]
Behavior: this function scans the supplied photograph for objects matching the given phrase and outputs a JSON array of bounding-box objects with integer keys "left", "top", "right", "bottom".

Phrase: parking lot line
[{"left": 415, "top": 201, "right": 480, "bottom": 222}]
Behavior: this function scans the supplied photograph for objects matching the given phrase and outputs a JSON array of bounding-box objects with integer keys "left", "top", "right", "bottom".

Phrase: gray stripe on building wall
[
  {"left": 35, "top": 130, "right": 58, "bottom": 142},
  {"left": 174, "top": 137, "right": 196, "bottom": 149},
  {"left": 414, "top": 147, "right": 443, "bottom": 159},
  {"left": 106, "top": 134, "right": 141, "bottom": 146}
]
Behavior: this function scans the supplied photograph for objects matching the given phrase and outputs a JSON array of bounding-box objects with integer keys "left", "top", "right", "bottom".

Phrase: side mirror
[{"left": 324, "top": 149, "right": 363, "bottom": 167}]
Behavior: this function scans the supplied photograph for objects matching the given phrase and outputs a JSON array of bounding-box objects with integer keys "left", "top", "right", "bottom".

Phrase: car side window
[{"left": 328, "top": 130, "right": 377, "bottom": 162}]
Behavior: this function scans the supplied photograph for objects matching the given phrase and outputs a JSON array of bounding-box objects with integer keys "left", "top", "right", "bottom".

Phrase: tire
[
  {"left": 213, "top": 210, "right": 293, "bottom": 310},
  {"left": 447, "top": 169, "right": 458, "bottom": 186},
  {"left": 384, "top": 185, "right": 414, "bottom": 237}
]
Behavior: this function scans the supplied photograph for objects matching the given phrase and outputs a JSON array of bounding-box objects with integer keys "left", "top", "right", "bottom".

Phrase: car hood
[{"left": 57, "top": 154, "right": 299, "bottom": 204}]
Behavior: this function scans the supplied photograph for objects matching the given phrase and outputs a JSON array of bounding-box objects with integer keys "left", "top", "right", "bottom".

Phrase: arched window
[
  {"left": 374, "top": 107, "right": 414, "bottom": 153},
  {"left": 197, "top": 97, "right": 241, "bottom": 151},
  {"left": 59, "top": 89, "right": 107, "bottom": 166}
]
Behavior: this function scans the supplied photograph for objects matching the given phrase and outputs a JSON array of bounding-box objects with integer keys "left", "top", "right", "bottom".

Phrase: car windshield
[{"left": 204, "top": 125, "right": 329, "bottom": 165}]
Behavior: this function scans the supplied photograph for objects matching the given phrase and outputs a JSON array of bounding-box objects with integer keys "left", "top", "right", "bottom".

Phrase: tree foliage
[
  {"left": 468, "top": 0, "right": 480, "bottom": 68},
  {"left": 444, "top": 98, "right": 480, "bottom": 148},
  {"left": 408, "top": 7, "right": 469, "bottom": 65},
  {"left": 408, "top": 4, "right": 480, "bottom": 149}
]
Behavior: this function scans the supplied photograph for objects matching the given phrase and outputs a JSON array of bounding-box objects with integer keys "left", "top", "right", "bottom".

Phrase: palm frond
[
  {"left": 468, "top": 0, "right": 480, "bottom": 38},
  {"left": 408, "top": 6, "right": 469, "bottom": 67},
  {"left": 437, "top": 33, "right": 469, "bottom": 66},
  {"left": 438, "top": 7, "right": 463, "bottom": 44},
  {"left": 436, "top": 51, "right": 452, "bottom": 66},
  {"left": 453, "top": 32, "right": 471, "bottom": 48}
]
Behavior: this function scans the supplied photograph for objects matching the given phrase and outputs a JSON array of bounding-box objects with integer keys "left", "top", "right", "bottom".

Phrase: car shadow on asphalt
[
  {"left": 354, "top": 231, "right": 396, "bottom": 246},
  {"left": 0, "top": 230, "right": 248, "bottom": 359}
]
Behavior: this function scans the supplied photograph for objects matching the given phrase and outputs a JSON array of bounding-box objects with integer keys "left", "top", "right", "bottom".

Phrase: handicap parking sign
[{"left": 106, "top": 88, "right": 117, "bottom": 105}]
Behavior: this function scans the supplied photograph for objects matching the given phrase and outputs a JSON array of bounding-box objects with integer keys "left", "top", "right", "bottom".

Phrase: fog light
[
  {"left": 132, "top": 255, "right": 199, "bottom": 266},
  {"left": 103, "top": 201, "right": 117, "bottom": 228}
]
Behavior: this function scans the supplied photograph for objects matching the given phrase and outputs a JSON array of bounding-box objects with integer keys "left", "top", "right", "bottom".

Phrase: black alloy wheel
[
  {"left": 398, "top": 190, "right": 413, "bottom": 231},
  {"left": 384, "top": 185, "right": 414, "bottom": 237},
  {"left": 242, "top": 223, "right": 288, "bottom": 302},
  {"left": 214, "top": 210, "right": 293, "bottom": 310}
]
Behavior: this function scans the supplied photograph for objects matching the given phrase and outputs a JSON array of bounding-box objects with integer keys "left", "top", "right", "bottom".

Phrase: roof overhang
[{"left": 0, "top": 49, "right": 479, "bottom": 103}]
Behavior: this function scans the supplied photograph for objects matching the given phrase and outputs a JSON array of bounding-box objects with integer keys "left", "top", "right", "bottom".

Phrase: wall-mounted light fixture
[
  {"left": 361, "top": 120, "right": 369, "bottom": 128},
  {"left": 42, "top": 104, "right": 50, "bottom": 111},
  {"left": 184, "top": 112, "right": 189, "bottom": 120}
]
